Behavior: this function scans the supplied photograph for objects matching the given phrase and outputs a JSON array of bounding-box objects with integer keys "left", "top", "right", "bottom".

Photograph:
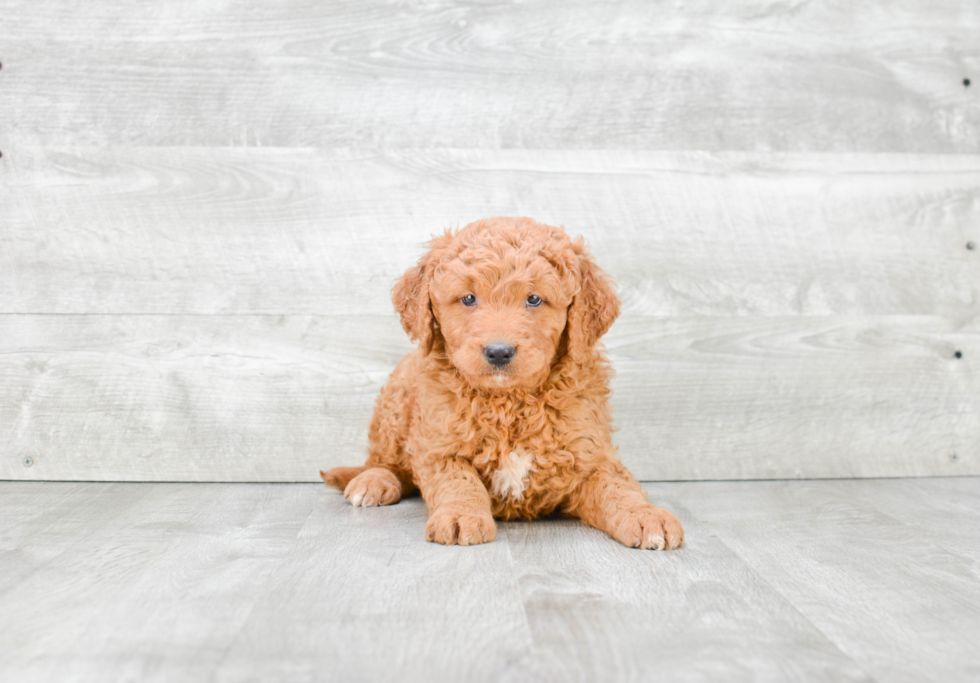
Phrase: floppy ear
[
  {"left": 566, "top": 240, "right": 621, "bottom": 365},
  {"left": 393, "top": 229, "right": 458, "bottom": 354},
  {"left": 392, "top": 259, "right": 437, "bottom": 355}
]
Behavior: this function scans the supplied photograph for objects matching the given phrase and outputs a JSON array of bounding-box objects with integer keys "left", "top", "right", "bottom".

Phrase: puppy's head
[{"left": 393, "top": 217, "right": 619, "bottom": 391}]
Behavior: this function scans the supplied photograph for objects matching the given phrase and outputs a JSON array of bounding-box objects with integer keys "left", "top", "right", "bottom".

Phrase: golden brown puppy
[{"left": 321, "top": 217, "right": 684, "bottom": 549}]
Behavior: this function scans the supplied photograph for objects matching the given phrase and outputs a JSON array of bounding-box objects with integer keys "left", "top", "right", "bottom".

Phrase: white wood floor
[{"left": 2, "top": 478, "right": 979, "bottom": 682}]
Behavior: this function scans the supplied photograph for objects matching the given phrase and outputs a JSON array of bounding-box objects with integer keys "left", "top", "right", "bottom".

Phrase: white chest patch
[{"left": 491, "top": 450, "right": 535, "bottom": 501}]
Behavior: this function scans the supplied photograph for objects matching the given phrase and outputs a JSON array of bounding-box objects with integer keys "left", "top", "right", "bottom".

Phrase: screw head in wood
[
  {"left": 23, "top": 457, "right": 34, "bottom": 467},
  {"left": 954, "top": 350, "right": 963, "bottom": 359},
  {"left": 967, "top": 241, "right": 976, "bottom": 250},
  {"left": 965, "top": 78, "right": 972, "bottom": 87}
]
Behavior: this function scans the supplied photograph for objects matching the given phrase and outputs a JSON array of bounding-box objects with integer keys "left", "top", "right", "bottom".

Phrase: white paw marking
[
  {"left": 647, "top": 535, "right": 665, "bottom": 550},
  {"left": 491, "top": 450, "right": 535, "bottom": 501}
]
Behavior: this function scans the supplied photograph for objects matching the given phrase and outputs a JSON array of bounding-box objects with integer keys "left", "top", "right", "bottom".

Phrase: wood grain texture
[
  {"left": 608, "top": 315, "right": 979, "bottom": 479},
  {"left": 3, "top": 479, "right": 979, "bottom": 682},
  {"left": 502, "top": 497, "right": 870, "bottom": 683},
  {"left": 0, "top": 315, "right": 404, "bottom": 482},
  {"left": 0, "top": 482, "right": 150, "bottom": 594},
  {"left": 2, "top": 148, "right": 978, "bottom": 317},
  {"left": 827, "top": 478, "right": 980, "bottom": 564},
  {"left": 211, "top": 488, "right": 535, "bottom": 683},
  {"left": 1, "top": 314, "right": 975, "bottom": 482},
  {"left": 216, "top": 491, "right": 871, "bottom": 683},
  {"left": 0, "top": 482, "right": 320, "bottom": 682},
  {"left": 2, "top": 0, "right": 979, "bottom": 485},
  {"left": 0, "top": 0, "right": 977, "bottom": 150},
  {"left": 677, "top": 479, "right": 980, "bottom": 683}
]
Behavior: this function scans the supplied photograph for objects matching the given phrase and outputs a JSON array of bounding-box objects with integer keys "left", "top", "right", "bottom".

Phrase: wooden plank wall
[{"left": 0, "top": 1, "right": 977, "bottom": 481}]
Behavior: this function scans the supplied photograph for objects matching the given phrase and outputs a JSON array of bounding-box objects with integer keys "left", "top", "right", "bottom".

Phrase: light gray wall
[{"left": 1, "top": 1, "right": 977, "bottom": 481}]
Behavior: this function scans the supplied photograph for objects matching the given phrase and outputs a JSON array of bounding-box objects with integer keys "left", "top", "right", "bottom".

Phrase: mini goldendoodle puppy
[{"left": 322, "top": 216, "right": 684, "bottom": 549}]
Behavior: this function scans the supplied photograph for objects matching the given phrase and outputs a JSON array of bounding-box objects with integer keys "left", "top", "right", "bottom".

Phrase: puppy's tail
[{"left": 320, "top": 466, "right": 369, "bottom": 491}]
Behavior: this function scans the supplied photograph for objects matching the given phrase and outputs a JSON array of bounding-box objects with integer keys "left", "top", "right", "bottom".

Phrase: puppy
[{"left": 321, "top": 217, "right": 684, "bottom": 549}]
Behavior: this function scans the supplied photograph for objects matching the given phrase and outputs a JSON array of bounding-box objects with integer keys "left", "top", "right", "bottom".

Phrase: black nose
[{"left": 483, "top": 343, "right": 516, "bottom": 367}]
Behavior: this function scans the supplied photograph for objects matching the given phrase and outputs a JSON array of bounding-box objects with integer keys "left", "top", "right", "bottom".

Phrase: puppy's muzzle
[{"left": 483, "top": 342, "right": 516, "bottom": 367}]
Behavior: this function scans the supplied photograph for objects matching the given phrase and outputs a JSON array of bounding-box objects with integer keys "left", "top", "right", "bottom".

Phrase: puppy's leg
[
  {"left": 327, "top": 354, "right": 417, "bottom": 507},
  {"left": 320, "top": 466, "right": 368, "bottom": 491},
  {"left": 360, "top": 359, "right": 418, "bottom": 502},
  {"left": 565, "top": 463, "right": 684, "bottom": 550},
  {"left": 343, "top": 466, "right": 416, "bottom": 507},
  {"left": 417, "top": 459, "right": 496, "bottom": 546}
]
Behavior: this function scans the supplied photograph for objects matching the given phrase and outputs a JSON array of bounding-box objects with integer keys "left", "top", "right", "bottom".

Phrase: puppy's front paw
[
  {"left": 344, "top": 468, "right": 402, "bottom": 507},
  {"left": 425, "top": 508, "right": 496, "bottom": 546},
  {"left": 609, "top": 504, "right": 684, "bottom": 550}
]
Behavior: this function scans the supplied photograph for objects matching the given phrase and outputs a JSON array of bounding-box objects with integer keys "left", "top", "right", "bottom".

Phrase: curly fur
[{"left": 321, "top": 217, "right": 684, "bottom": 549}]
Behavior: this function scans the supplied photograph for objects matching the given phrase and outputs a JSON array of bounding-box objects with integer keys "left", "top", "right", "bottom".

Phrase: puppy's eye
[
  {"left": 526, "top": 295, "right": 543, "bottom": 307},
  {"left": 461, "top": 294, "right": 477, "bottom": 306}
]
